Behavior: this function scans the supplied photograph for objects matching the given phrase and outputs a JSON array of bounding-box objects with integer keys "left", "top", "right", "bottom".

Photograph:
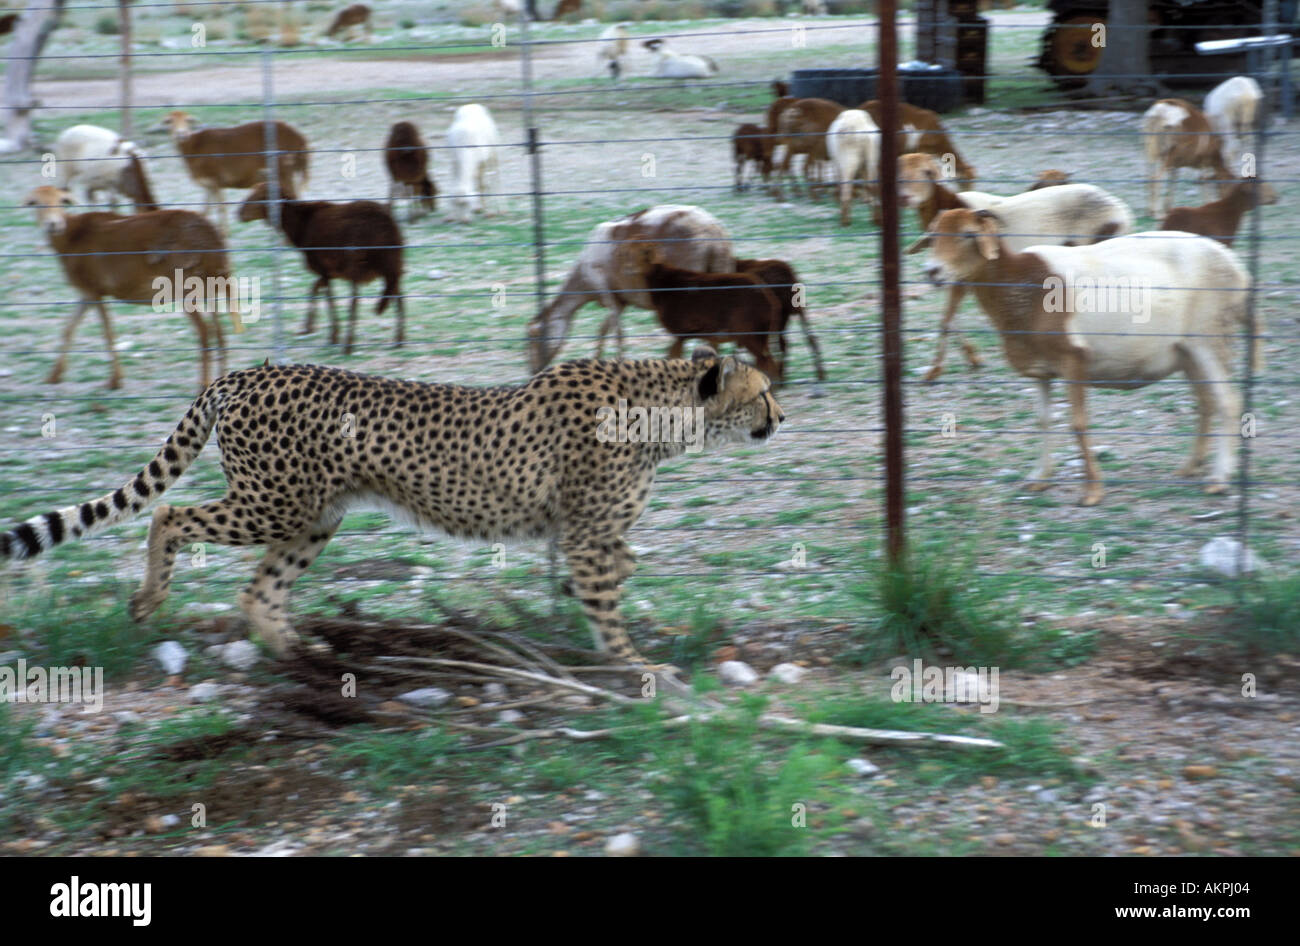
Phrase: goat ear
[
  {"left": 905, "top": 234, "right": 931, "bottom": 254},
  {"left": 692, "top": 344, "right": 718, "bottom": 362},
  {"left": 973, "top": 216, "right": 1001, "bottom": 261}
]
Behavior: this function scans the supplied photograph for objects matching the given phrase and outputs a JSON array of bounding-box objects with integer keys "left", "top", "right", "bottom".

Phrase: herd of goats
[{"left": 17, "top": 60, "right": 1279, "bottom": 505}]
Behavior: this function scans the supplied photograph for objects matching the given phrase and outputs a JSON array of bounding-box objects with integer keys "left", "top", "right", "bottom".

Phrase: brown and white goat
[
  {"left": 238, "top": 183, "right": 404, "bottom": 356},
  {"left": 772, "top": 97, "right": 844, "bottom": 199},
  {"left": 734, "top": 257, "right": 827, "bottom": 392},
  {"left": 383, "top": 121, "right": 437, "bottom": 223},
  {"left": 629, "top": 244, "right": 784, "bottom": 382},
  {"left": 54, "top": 125, "right": 159, "bottom": 213},
  {"left": 527, "top": 205, "right": 734, "bottom": 372},
  {"left": 1160, "top": 179, "right": 1278, "bottom": 247},
  {"left": 159, "top": 111, "right": 310, "bottom": 235},
  {"left": 860, "top": 100, "right": 976, "bottom": 185},
  {"left": 325, "top": 3, "right": 371, "bottom": 40},
  {"left": 899, "top": 152, "right": 1134, "bottom": 382},
  {"left": 916, "top": 207, "right": 1256, "bottom": 506},
  {"left": 733, "top": 123, "right": 773, "bottom": 191},
  {"left": 1141, "top": 98, "right": 1236, "bottom": 219},
  {"left": 23, "top": 186, "right": 236, "bottom": 392}
]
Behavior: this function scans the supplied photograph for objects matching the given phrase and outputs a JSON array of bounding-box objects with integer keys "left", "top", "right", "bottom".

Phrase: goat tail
[
  {"left": 375, "top": 271, "right": 401, "bottom": 315},
  {"left": 0, "top": 380, "right": 227, "bottom": 562}
]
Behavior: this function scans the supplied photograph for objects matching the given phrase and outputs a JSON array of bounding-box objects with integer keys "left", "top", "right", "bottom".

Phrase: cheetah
[{"left": 0, "top": 348, "right": 784, "bottom": 665}]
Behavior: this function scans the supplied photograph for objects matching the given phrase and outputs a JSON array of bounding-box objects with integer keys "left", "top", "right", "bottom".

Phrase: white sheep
[
  {"left": 918, "top": 207, "right": 1258, "bottom": 506},
  {"left": 444, "top": 103, "right": 503, "bottom": 223},
  {"left": 53, "top": 124, "right": 159, "bottom": 212},
  {"left": 597, "top": 23, "right": 630, "bottom": 80},
  {"left": 642, "top": 38, "right": 718, "bottom": 80},
  {"left": 1204, "top": 75, "right": 1263, "bottom": 164},
  {"left": 898, "top": 152, "right": 1135, "bottom": 381},
  {"left": 826, "top": 109, "right": 881, "bottom": 227}
]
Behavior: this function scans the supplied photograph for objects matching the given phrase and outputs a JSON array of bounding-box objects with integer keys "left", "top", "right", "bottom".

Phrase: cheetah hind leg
[
  {"left": 560, "top": 538, "right": 636, "bottom": 597},
  {"left": 237, "top": 516, "right": 342, "bottom": 658}
]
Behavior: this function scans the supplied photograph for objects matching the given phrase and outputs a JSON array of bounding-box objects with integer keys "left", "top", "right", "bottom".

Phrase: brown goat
[
  {"left": 734, "top": 258, "right": 827, "bottom": 392},
  {"left": 630, "top": 245, "right": 784, "bottom": 381},
  {"left": 772, "top": 98, "right": 845, "bottom": 200},
  {"left": 1160, "top": 179, "right": 1279, "bottom": 247},
  {"left": 23, "top": 186, "right": 237, "bottom": 392},
  {"left": 238, "top": 183, "right": 405, "bottom": 356},
  {"left": 860, "top": 100, "right": 976, "bottom": 185},
  {"left": 383, "top": 121, "right": 437, "bottom": 222},
  {"left": 326, "top": 3, "right": 371, "bottom": 40},
  {"left": 733, "top": 123, "right": 773, "bottom": 191},
  {"left": 159, "top": 111, "right": 310, "bottom": 235},
  {"left": 1142, "top": 98, "right": 1236, "bottom": 218}
]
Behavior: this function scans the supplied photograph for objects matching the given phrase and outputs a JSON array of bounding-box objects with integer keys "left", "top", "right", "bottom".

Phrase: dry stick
[{"left": 369, "top": 656, "right": 640, "bottom": 705}]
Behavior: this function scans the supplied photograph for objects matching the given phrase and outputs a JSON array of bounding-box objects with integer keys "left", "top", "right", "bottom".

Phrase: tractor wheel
[{"left": 1039, "top": 14, "right": 1108, "bottom": 86}]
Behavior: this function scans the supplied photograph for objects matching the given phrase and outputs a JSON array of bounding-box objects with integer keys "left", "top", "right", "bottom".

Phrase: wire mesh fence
[{"left": 0, "top": 3, "right": 1295, "bottom": 660}]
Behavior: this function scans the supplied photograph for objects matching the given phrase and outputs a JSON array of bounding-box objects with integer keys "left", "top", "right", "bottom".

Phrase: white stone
[
  {"left": 1199, "top": 536, "right": 1267, "bottom": 577},
  {"left": 189, "top": 682, "right": 221, "bottom": 703},
  {"left": 718, "top": 660, "right": 759, "bottom": 687},
  {"left": 604, "top": 832, "right": 640, "bottom": 857},
  {"left": 221, "top": 640, "right": 259, "bottom": 672},
  {"left": 153, "top": 641, "right": 188, "bottom": 675},
  {"left": 397, "top": 687, "right": 452, "bottom": 708},
  {"left": 846, "top": 758, "right": 881, "bottom": 777},
  {"left": 768, "top": 662, "right": 807, "bottom": 685}
]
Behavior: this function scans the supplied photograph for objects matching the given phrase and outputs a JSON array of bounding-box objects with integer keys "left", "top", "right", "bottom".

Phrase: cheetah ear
[{"left": 691, "top": 344, "right": 718, "bottom": 362}]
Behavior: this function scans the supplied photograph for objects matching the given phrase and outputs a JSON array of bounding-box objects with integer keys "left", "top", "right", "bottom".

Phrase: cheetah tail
[{"left": 0, "top": 382, "right": 225, "bottom": 562}]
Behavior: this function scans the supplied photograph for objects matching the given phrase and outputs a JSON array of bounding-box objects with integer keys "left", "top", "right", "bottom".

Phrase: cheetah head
[{"left": 693, "top": 346, "right": 785, "bottom": 446}]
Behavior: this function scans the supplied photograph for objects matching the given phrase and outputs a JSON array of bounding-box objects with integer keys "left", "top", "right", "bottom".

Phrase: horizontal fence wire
[{"left": 0, "top": 8, "right": 1296, "bottom": 641}]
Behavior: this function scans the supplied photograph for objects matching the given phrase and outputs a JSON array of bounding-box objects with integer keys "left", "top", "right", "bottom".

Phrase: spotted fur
[{"left": 1, "top": 350, "right": 784, "bottom": 663}]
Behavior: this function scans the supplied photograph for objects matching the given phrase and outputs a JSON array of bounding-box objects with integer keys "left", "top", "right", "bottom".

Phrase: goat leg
[
  {"left": 1063, "top": 351, "right": 1103, "bottom": 506},
  {"left": 322, "top": 279, "right": 340, "bottom": 346},
  {"left": 923, "top": 283, "right": 967, "bottom": 384},
  {"left": 208, "top": 309, "right": 227, "bottom": 380},
  {"left": 795, "top": 308, "right": 828, "bottom": 388},
  {"left": 47, "top": 300, "right": 95, "bottom": 386},
  {"left": 1027, "top": 377, "right": 1056, "bottom": 492},
  {"left": 94, "top": 301, "right": 124, "bottom": 390},
  {"left": 393, "top": 294, "right": 406, "bottom": 348},
  {"left": 344, "top": 283, "right": 359, "bottom": 356},
  {"left": 182, "top": 308, "right": 211, "bottom": 391}
]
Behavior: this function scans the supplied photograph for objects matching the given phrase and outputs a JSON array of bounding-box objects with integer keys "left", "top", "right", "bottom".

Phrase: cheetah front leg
[{"left": 561, "top": 538, "right": 647, "bottom": 665}]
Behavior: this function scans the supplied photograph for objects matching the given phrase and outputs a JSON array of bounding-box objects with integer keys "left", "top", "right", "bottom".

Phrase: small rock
[
  {"left": 220, "top": 640, "right": 259, "bottom": 671},
  {"left": 194, "top": 845, "right": 230, "bottom": 857},
  {"left": 769, "top": 662, "right": 807, "bottom": 685},
  {"left": 498, "top": 709, "right": 525, "bottom": 724},
  {"left": 483, "top": 682, "right": 507, "bottom": 701},
  {"left": 1183, "top": 765, "right": 1219, "bottom": 780},
  {"left": 188, "top": 682, "right": 220, "bottom": 703},
  {"left": 397, "top": 687, "right": 452, "bottom": 708},
  {"left": 604, "top": 832, "right": 640, "bottom": 857},
  {"left": 718, "top": 660, "right": 759, "bottom": 687},
  {"left": 846, "top": 758, "right": 880, "bottom": 777},
  {"left": 1199, "top": 536, "right": 1266, "bottom": 577},
  {"left": 993, "top": 833, "right": 1015, "bottom": 846},
  {"left": 153, "top": 641, "right": 188, "bottom": 675}
]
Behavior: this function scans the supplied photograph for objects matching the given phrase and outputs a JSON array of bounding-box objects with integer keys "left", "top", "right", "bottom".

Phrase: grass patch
[{"left": 1232, "top": 570, "right": 1300, "bottom": 654}]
